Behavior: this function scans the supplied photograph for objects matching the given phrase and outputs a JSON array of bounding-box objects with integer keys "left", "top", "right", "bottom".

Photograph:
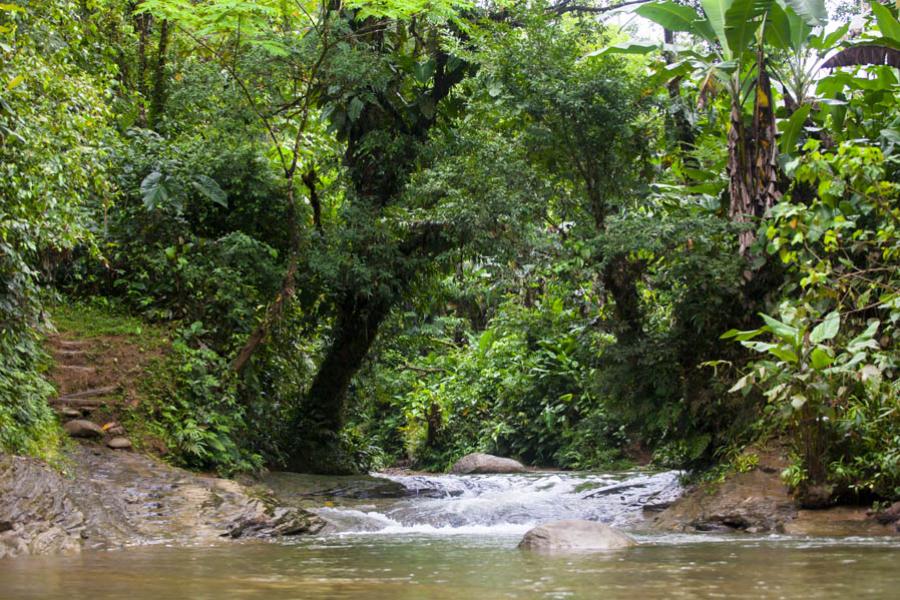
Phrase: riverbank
[
  {"left": 648, "top": 447, "right": 899, "bottom": 536},
  {"left": 0, "top": 444, "right": 323, "bottom": 559}
]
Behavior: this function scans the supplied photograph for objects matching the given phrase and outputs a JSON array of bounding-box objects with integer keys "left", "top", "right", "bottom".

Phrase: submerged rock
[
  {"left": 518, "top": 520, "right": 637, "bottom": 552},
  {"left": 0, "top": 447, "right": 325, "bottom": 560},
  {"left": 63, "top": 419, "right": 104, "bottom": 438},
  {"left": 450, "top": 453, "right": 526, "bottom": 474}
]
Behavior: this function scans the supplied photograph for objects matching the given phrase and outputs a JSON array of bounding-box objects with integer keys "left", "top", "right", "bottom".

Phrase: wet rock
[
  {"left": 228, "top": 507, "right": 326, "bottom": 538},
  {"left": 450, "top": 453, "right": 526, "bottom": 474},
  {"left": 518, "top": 520, "right": 637, "bottom": 552},
  {"left": 59, "top": 407, "right": 82, "bottom": 419},
  {"left": 107, "top": 437, "right": 132, "bottom": 450},
  {"left": 649, "top": 447, "right": 896, "bottom": 536},
  {"left": 0, "top": 456, "right": 85, "bottom": 559},
  {"left": 651, "top": 471, "right": 796, "bottom": 533},
  {"left": 0, "top": 446, "right": 325, "bottom": 559},
  {"left": 264, "top": 472, "right": 410, "bottom": 500},
  {"left": 63, "top": 419, "right": 104, "bottom": 439},
  {"left": 871, "top": 501, "right": 900, "bottom": 526}
]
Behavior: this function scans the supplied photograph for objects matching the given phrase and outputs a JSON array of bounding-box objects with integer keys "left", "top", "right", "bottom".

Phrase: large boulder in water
[
  {"left": 518, "top": 520, "right": 637, "bottom": 552},
  {"left": 450, "top": 453, "right": 526, "bottom": 474}
]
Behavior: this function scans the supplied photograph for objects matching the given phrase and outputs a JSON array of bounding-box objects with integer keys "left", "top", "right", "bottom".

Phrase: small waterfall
[{"left": 314, "top": 470, "right": 682, "bottom": 535}]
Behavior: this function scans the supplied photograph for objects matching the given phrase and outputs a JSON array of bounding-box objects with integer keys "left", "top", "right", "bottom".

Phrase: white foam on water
[{"left": 313, "top": 470, "right": 682, "bottom": 536}]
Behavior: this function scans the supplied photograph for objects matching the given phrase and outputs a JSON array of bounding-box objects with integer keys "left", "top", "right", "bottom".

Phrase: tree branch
[{"left": 548, "top": 0, "right": 653, "bottom": 16}]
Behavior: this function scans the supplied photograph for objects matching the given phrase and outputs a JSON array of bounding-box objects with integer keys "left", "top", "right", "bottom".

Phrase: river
[{"left": 2, "top": 470, "right": 898, "bottom": 599}]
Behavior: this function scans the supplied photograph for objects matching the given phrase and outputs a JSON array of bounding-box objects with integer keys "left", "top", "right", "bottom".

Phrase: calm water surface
[
  {"left": 2, "top": 534, "right": 899, "bottom": 599},
  {"left": 2, "top": 471, "right": 898, "bottom": 599}
]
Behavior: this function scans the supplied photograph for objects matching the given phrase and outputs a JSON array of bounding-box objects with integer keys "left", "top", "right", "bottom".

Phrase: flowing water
[{"left": 2, "top": 470, "right": 899, "bottom": 599}]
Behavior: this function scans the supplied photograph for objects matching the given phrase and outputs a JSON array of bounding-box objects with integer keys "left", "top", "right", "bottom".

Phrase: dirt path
[{"left": 46, "top": 331, "right": 162, "bottom": 450}]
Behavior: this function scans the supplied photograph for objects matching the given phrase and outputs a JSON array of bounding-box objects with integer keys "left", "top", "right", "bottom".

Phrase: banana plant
[{"left": 596, "top": 0, "right": 827, "bottom": 255}]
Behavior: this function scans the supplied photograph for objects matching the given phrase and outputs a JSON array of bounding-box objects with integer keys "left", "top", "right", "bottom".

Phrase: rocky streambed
[{"left": 3, "top": 446, "right": 897, "bottom": 562}]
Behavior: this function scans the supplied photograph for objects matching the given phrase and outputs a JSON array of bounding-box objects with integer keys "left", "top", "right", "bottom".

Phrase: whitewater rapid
[{"left": 313, "top": 470, "right": 682, "bottom": 536}]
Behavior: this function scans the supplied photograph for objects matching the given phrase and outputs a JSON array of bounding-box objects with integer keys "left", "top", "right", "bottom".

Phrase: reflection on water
[{"left": 1, "top": 534, "right": 899, "bottom": 599}]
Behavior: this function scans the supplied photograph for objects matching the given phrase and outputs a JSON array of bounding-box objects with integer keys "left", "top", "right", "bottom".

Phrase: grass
[{"left": 51, "top": 296, "right": 170, "bottom": 349}]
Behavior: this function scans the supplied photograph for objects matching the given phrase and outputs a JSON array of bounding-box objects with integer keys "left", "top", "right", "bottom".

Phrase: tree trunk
[
  {"left": 232, "top": 183, "right": 302, "bottom": 373},
  {"left": 729, "top": 50, "right": 780, "bottom": 256},
  {"left": 135, "top": 12, "right": 151, "bottom": 127},
  {"left": 603, "top": 255, "right": 643, "bottom": 341},
  {"left": 149, "top": 19, "right": 169, "bottom": 130},
  {"left": 284, "top": 295, "right": 391, "bottom": 471}
]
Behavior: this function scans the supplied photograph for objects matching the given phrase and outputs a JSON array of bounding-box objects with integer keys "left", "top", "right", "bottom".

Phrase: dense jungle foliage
[{"left": 1, "top": 0, "right": 897, "bottom": 504}]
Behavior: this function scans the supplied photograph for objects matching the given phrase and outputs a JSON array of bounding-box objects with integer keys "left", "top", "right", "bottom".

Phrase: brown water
[{"left": 1, "top": 533, "right": 899, "bottom": 599}]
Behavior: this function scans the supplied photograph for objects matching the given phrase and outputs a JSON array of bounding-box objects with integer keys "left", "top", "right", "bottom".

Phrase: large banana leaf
[
  {"left": 765, "top": 2, "right": 810, "bottom": 51},
  {"left": 822, "top": 45, "right": 900, "bottom": 68},
  {"left": 701, "top": 0, "right": 734, "bottom": 56},
  {"left": 636, "top": 1, "right": 716, "bottom": 42},
  {"left": 724, "top": 0, "right": 773, "bottom": 57},
  {"left": 782, "top": 0, "right": 828, "bottom": 27},
  {"left": 870, "top": 0, "right": 900, "bottom": 42},
  {"left": 777, "top": 104, "right": 811, "bottom": 153}
]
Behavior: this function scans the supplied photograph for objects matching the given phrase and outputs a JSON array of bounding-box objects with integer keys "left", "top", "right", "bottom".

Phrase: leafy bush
[
  {"left": 140, "top": 324, "right": 262, "bottom": 475},
  {"left": 729, "top": 142, "right": 899, "bottom": 500}
]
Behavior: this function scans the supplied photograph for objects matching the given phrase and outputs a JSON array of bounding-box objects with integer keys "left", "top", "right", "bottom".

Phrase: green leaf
[
  {"left": 721, "top": 327, "right": 765, "bottom": 341},
  {"left": 847, "top": 320, "right": 880, "bottom": 352},
  {"left": 810, "top": 345, "right": 833, "bottom": 370},
  {"left": 728, "top": 372, "right": 754, "bottom": 393},
  {"left": 701, "top": 0, "right": 734, "bottom": 56},
  {"left": 191, "top": 175, "right": 228, "bottom": 207},
  {"left": 478, "top": 330, "right": 494, "bottom": 353},
  {"left": 724, "top": 0, "right": 772, "bottom": 57},
  {"left": 870, "top": 0, "right": 900, "bottom": 42},
  {"left": 760, "top": 313, "right": 799, "bottom": 344},
  {"left": 764, "top": 2, "right": 792, "bottom": 49},
  {"left": 778, "top": 104, "right": 811, "bottom": 154},
  {"left": 769, "top": 346, "right": 799, "bottom": 363},
  {"left": 140, "top": 171, "right": 170, "bottom": 210},
  {"left": 348, "top": 97, "right": 365, "bottom": 122},
  {"left": 783, "top": 0, "right": 828, "bottom": 27},
  {"left": 790, "top": 394, "right": 807, "bottom": 410},
  {"left": 587, "top": 42, "right": 659, "bottom": 58},
  {"left": 414, "top": 60, "right": 436, "bottom": 84},
  {"left": 636, "top": 2, "right": 714, "bottom": 41},
  {"left": 809, "top": 23, "right": 849, "bottom": 51},
  {"left": 766, "top": 3, "right": 811, "bottom": 51},
  {"left": 6, "top": 74, "right": 24, "bottom": 91},
  {"left": 809, "top": 311, "right": 839, "bottom": 344}
]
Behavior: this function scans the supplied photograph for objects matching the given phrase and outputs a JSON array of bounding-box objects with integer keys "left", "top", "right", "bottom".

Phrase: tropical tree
[{"left": 602, "top": 0, "right": 828, "bottom": 254}]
